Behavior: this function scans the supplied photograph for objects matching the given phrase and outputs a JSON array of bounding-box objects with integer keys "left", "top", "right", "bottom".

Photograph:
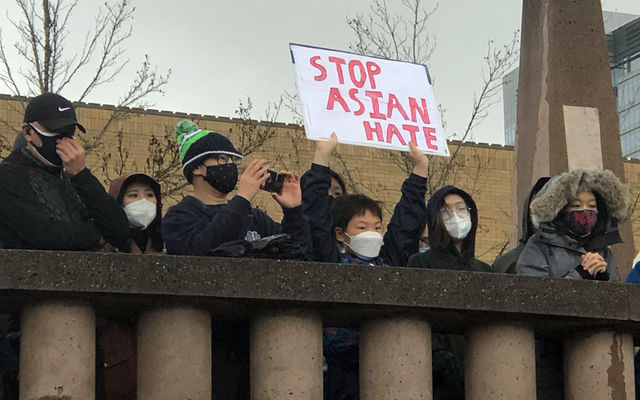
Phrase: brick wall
[{"left": 2, "top": 94, "right": 639, "bottom": 264}]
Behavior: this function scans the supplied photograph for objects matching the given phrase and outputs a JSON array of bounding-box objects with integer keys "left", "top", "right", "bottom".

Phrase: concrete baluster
[
  {"left": 466, "top": 323, "right": 536, "bottom": 400},
  {"left": 565, "top": 330, "right": 635, "bottom": 400},
  {"left": 360, "top": 316, "right": 431, "bottom": 400},
  {"left": 20, "top": 302, "right": 95, "bottom": 400},
  {"left": 251, "top": 309, "right": 323, "bottom": 400},
  {"left": 137, "top": 307, "right": 212, "bottom": 400}
]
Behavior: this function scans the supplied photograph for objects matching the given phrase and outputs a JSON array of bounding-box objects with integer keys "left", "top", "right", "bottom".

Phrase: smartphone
[{"left": 260, "top": 169, "right": 285, "bottom": 195}]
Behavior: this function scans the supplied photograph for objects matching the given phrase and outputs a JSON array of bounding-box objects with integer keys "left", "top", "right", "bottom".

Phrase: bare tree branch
[
  {"left": 228, "top": 95, "right": 283, "bottom": 157},
  {"left": 282, "top": 90, "right": 304, "bottom": 126},
  {"left": 347, "top": 0, "right": 437, "bottom": 64},
  {"left": 82, "top": 55, "right": 172, "bottom": 154},
  {"left": 0, "top": 0, "right": 170, "bottom": 105},
  {"left": 0, "top": 0, "right": 172, "bottom": 191},
  {"left": 0, "top": 31, "right": 22, "bottom": 94},
  {"left": 76, "top": 0, "right": 133, "bottom": 101}
]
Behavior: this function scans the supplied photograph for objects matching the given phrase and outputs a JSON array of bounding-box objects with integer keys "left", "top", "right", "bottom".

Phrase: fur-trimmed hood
[{"left": 530, "top": 169, "right": 632, "bottom": 224}]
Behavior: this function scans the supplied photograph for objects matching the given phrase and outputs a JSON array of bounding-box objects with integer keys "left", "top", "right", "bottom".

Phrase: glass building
[
  {"left": 503, "top": 11, "right": 640, "bottom": 157},
  {"left": 610, "top": 13, "right": 640, "bottom": 157},
  {"left": 502, "top": 68, "right": 519, "bottom": 147}
]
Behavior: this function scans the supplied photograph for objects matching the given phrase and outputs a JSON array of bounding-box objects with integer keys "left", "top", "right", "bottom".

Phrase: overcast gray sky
[{"left": 2, "top": 0, "right": 640, "bottom": 145}]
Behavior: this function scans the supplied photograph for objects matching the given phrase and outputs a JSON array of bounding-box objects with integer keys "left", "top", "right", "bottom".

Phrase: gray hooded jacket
[{"left": 516, "top": 169, "right": 631, "bottom": 280}]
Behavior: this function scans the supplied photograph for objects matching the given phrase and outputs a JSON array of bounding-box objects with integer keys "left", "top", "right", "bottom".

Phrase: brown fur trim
[{"left": 529, "top": 169, "right": 631, "bottom": 223}]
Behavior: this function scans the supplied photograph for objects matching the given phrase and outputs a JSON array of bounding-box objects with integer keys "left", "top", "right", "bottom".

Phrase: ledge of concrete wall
[{"left": 0, "top": 250, "right": 638, "bottom": 335}]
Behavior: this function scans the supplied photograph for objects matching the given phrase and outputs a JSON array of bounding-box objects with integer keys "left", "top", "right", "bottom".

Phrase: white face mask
[
  {"left": 345, "top": 231, "right": 384, "bottom": 260},
  {"left": 124, "top": 199, "right": 157, "bottom": 229},
  {"left": 443, "top": 214, "right": 472, "bottom": 240}
]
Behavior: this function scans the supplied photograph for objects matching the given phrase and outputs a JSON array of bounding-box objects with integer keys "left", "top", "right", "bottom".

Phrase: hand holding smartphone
[{"left": 260, "top": 169, "right": 285, "bottom": 195}]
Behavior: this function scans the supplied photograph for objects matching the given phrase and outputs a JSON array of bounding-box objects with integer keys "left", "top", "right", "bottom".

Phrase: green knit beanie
[{"left": 175, "top": 119, "right": 243, "bottom": 182}]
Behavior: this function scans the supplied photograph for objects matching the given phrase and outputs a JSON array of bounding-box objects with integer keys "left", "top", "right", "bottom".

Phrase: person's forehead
[
  {"left": 350, "top": 210, "right": 382, "bottom": 224},
  {"left": 571, "top": 191, "right": 596, "bottom": 202},
  {"left": 578, "top": 191, "right": 595, "bottom": 199},
  {"left": 125, "top": 182, "right": 154, "bottom": 192},
  {"left": 444, "top": 193, "right": 465, "bottom": 205}
]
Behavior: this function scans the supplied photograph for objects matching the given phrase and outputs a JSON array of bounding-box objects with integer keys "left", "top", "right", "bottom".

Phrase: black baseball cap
[{"left": 23, "top": 93, "right": 86, "bottom": 133}]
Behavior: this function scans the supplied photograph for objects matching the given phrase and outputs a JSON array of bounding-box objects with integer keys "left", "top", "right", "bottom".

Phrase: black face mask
[
  {"left": 29, "top": 127, "right": 62, "bottom": 167},
  {"left": 203, "top": 163, "right": 238, "bottom": 194},
  {"left": 28, "top": 124, "right": 75, "bottom": 167}
]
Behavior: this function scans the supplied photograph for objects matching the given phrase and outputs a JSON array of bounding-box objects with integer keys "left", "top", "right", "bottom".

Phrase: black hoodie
[
  {"left": 491, "top": 177, "right": 550, "bottom": 274},
  {"left": 407, "top": 185, "right": 490, "bottom": 271},
  {"left": 406, "top": 185, "right": 490, "bottom": 400}
]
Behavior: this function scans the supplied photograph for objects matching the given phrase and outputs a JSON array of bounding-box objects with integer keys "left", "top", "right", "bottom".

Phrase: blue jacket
[{"left": 626, "top": 257, "right": 640, "bottom": 283}]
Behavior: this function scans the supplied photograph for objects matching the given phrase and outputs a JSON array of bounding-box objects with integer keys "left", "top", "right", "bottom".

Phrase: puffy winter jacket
[{"left": 516, "top": 169, "right": 631, "bottom": 281}]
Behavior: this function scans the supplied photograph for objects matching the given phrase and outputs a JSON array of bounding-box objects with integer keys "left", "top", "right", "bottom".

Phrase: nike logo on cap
[{"left": 58, "top": 107, "right": 71, "bottom": 112}]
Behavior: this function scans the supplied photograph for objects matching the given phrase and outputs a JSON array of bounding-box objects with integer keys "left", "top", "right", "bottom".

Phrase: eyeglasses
[
  {"left": 212, "top": 153, "right": 242, "bottom": 165},
  {"left": 439, "top": 206, "right": 470, "bottom": 220},
  {"left": 419, "top": 236, "right": 429, "bottom": 245}
]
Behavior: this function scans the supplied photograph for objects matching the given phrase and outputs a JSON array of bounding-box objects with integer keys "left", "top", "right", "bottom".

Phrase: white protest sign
[{"left": 290, "top": 43, "right": 448, "bottom": 156}]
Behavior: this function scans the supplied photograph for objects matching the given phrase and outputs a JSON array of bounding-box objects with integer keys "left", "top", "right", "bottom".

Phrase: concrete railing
[{"left": 0, "top": 249, "right": 639, "bottom": 399}]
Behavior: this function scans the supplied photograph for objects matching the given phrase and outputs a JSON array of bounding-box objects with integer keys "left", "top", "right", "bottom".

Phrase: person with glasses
[
  {"left": 162, "top": 119, "right": 310, "bottom": 257},
  {"left": 408, "top": 185, "right": 489, "bottom": 272},
  {"left": 161, "top": 119, "right": 312, "bottom": 399},
  {"left": 407, "top": 185, "right": 491, "bottom": 400}
]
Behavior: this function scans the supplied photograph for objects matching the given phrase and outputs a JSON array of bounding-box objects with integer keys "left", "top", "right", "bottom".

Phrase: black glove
[
  {"left": 575, "top": 265, "right": 609, "bottom": 281},
  {"left": 575, "top": 265, "right": 593, "bottom": 280}
]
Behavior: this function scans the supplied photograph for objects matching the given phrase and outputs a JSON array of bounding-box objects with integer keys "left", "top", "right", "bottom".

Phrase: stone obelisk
[{"left": 513, "top": 0, "right": 635, "bottom": 277}]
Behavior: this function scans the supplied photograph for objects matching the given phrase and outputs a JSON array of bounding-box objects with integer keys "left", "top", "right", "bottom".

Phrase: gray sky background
[{"left": 2, "top": 0, "right": 640, "bottom": 145}]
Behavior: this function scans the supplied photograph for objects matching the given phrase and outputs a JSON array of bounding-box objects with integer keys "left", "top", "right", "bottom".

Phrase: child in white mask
[
  {"left": 301, "top": 133, "right": 429, "bottom": 400},
  {"left": 303, "top": 133, "right": 429, "bottom": 266},
  {"left": 106, "top": 173, "right": 164, "bottom": 253},
  {"left": 332, "top": 194, "right": 385, "bottom": 264}
]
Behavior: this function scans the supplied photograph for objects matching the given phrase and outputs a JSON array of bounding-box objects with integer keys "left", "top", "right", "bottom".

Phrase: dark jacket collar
[
  {"left": 537, "top": 219, "right": 622, "bottom": 252},
  {"left": 8, "top": 148, "right": 63, "bottom": 175}
]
